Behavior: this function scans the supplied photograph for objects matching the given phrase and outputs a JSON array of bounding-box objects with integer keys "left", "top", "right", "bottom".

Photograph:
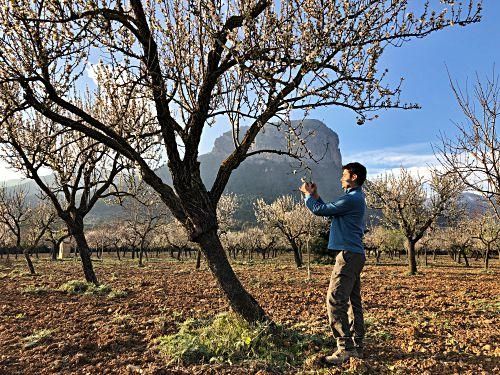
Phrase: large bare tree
[
  {"left": 438, "top": 71, "right": 499, "bottom": 219},
  {"left": 0, "top": 0, "right": 481, "bottom": 322}
]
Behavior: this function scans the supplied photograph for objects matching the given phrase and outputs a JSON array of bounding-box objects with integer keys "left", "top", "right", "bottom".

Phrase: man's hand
[{"left": 299, "top": 182, "right": 318, "bottom": 198}]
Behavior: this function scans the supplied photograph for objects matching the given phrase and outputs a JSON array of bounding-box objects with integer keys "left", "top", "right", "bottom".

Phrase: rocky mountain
[{"left": 159, "top": 119, "right": 343, "bottom": 200}]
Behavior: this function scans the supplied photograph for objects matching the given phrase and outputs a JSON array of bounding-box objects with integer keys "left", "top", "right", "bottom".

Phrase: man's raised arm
[{"left": 304, "top": 194, "right": 353, "bottom": 217}]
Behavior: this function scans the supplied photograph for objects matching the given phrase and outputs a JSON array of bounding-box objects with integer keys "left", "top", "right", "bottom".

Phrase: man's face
[{"left": 341, "top": 169, "right": 357, "bottom": 190}]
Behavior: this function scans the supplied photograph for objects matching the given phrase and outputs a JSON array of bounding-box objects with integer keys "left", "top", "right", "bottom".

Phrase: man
[{"left": 299, "top": 162, "right": 367, "bottom": 365}]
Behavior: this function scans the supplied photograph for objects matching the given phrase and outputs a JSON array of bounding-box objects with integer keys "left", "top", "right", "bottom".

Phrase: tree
[
  {"left": 222, "top": 227, "right": 279, "bottom": 260},
  {"left": 471, "top": 212, "right": 500, "bottom": 269},
  {"left": 0, "top": 0, "right": 481, "bottom": 322},
  {"left": 156, "top": 219, "right": 199, "bottom": 260},
  {"left": 364, "top": 226, "right": 405, "bottom": 264},
  {"left": 120, "top": 185, "right": 168, "bottom": 266},
  {"left": 0, "top": 187, "right": 56, "bottom": 274},
  {"left": 366, "top": 168, "right": 463, "bottom": 274},
  {"left": 254, "top": 195, "right": 327, "bottom": 268},
  {"left": 438, "top": 70, "right": 500, "bottom": 219},
  {"left": 0, "top": 113, "right": 130, "bottom": 284},
  {"left": 45, "top": 218, "right": 71, "bottom": 261}
]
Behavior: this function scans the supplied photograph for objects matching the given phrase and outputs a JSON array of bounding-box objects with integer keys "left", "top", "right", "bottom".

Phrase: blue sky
[{"left": 1, "top": 0, "right": 498, "bottom": 181}]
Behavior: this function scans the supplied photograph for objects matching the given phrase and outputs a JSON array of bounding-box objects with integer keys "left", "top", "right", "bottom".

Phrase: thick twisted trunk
[
  {"left": 196, "top": 229, "right": 268, "bottom": 323},
  {"left": 69, "top": 222, "right": 98, "bottom": 285}
]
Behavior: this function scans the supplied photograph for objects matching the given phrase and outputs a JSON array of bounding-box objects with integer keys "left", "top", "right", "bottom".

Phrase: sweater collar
[{"left": 345, "top": 186, "right": 361, "bottom": 194}]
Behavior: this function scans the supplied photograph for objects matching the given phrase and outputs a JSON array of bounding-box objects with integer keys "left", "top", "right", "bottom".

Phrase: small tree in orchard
[
  {"left": 0, "top": 0, "right": 481, "bottom": 322},
  {"left": 0, "top": 187, "right": 29, "bottom": 261},
  {"left": 441, "top": 225, "right": 474, "bottom": 267},
  {"left": 0, "top": 222, "right": 12, "bottom": 258},
  {"left": 438, "top": 71, "right": 500, "bottom": 219},
  {"left": 45, "top": 218, "right": 70, "bottom": 261},
  {"left": 471, "top": 213, "right": 500, "bottom": 270},
  {"left": 0, "top": 187, "right": 56, "bottom": 273},
  {"left": 23, "top": 200, "right": 58, "bottom": 262},
  {"left": 0, "top": 113, "right": 133, "bottom": 284},
  {"left": 435, "top": 202, "right": 475, "bottom": 266},
  {"left": 120, "top": 184, "right": 169, "bottom": 266},
  {"left": 154, "top": 220, "right": 194, "bottom": 260},
  {"left": 364, "top": 226, "right": 405, "bottom": 264},
  {"left": 254, "top": 195, "right": 327, "bottom": 268},
  {"left": 223, "top": 227, "right": 280, "bottom": 261},
  {"left": 366, "top": 168, "right": 463, "bottom": 274}
]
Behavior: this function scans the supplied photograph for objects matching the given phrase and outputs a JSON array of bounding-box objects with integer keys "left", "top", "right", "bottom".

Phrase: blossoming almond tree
[
  {"left": 366, "top": 168, "right": 464, "bottom": 274},
  {"left": 0, "top": 0, "right": 481, "bottom": 322}
]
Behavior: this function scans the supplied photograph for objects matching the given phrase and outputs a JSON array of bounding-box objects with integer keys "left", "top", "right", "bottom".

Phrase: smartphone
[{"left": 301, "top": 176, "right": 313, "bottom": 185}]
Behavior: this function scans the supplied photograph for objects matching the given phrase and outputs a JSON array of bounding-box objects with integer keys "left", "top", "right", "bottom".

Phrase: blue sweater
[{"left": 305, "top": 186, "right": 366, "bottom": 254}]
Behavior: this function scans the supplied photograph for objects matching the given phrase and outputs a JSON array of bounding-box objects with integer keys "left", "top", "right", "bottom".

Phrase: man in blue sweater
[{"left": 300, "top": 162, "right": 367, "bottom": 365}]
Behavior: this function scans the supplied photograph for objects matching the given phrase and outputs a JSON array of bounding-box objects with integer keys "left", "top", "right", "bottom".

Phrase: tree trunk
[
  {"left": 139, "top": 243, "right": 144, "bottom": 267},
  {"left": 116, "top": 247, "right": 121, "bottom": 261},
  {"left": 485, "top": 247, "right": 490, "bottom": 270},
  {"left": 376, "top": 250, "right": 381, "bottom": 264},
  {"left": 196, "top": 229, "right": 267, "bottom": 323},
  {"left": 72, "top": 229, "right": 98, "bottom": 285},
  {"left": 51, "top": 245, "right": 58, "bottom": 261},
  {"left": 196, "top": 249, "right": 201, "bottom": 270},
  {"left": 424, "top": 248, "right": 428, "bottom": 266},
  {"left": 290, "top": 242, "right": 303, "bottom": 268},
  {"left": 407, "top": 240, "right": 417, "bottom": 275},
  {"left": 460, "top": 248, "right": 470, "bottom": 267},
  {"left": 23, "top": 248, "right": 36, "bottom": 275}
]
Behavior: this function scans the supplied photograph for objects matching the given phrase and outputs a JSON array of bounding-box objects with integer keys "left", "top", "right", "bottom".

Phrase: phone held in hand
[{"left": 301, "top": 176, "right": 313, "bottom": 185}]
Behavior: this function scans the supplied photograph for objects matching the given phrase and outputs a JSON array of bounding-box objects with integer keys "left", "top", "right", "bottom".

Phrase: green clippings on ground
[
  {"left": 156, "top": 312, "right": 330, "bottom": 370},
  {"left": 21, "top": 286, "right": 51, "bottom": 295},
  {"left": 107, "top": 289, "right": 129, "bottom": 299},
  {"left": 58, "top": 280, "right": 117, "bottom": 296},
  {"left": 23, "top": 329, "right": 53, "bottom": 349}
]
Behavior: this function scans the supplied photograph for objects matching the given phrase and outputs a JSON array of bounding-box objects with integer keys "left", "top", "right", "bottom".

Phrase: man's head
[{"left": 341, "top": 162, "right": 367, "bottom": 190}]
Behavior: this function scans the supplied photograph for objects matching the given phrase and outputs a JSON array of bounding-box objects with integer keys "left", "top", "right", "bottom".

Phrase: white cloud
[
  {"left": 86, "top": 64, "right": 99, "bottom": 86},
  {"left": 0, "top": 161, "right": 24, "bottom": 182},
  {"left": 344, "top": 142, "right": 440, "bottom": 179}
]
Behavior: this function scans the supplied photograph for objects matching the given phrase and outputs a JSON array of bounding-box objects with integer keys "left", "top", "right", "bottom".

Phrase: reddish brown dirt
[{"left": 0, "top": 255, "right": 498, "bottom": 374}]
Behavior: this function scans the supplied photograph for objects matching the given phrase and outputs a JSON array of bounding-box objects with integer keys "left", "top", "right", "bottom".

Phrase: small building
[{"left": 58, "top": 239, "right": 73, "bottom": 259}]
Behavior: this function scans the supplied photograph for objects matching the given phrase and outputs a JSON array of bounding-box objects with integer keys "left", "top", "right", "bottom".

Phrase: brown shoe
[
  {"left": 323, "top": 348, "right": 357, "bottom": 365},
  {"left": 353, "top": 347, "right": 364, "bottom": 359}
]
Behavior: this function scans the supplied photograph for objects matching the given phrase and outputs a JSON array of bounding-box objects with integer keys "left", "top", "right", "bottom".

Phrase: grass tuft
[
  {"left": 156, "top": 312, "right": 331, "bottom": 370},
  {"left": 23, "top": 329, "right": 53, "bottom": 349},
  {"left": 59, "top": 280, "right": 114, "bottom": 296},
  {"left": 21, "top": 286, "right": 51, "bottom": 295}
]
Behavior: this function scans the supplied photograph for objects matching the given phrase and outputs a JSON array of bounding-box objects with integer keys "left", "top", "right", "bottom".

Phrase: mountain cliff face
[{"left": 198, "top": 119, "right": 343, "bottom": 202}]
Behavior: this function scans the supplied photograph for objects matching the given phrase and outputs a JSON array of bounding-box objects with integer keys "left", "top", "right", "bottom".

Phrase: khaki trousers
[{"left": 326, "top": 250, "right": 365, "bottom": 350}]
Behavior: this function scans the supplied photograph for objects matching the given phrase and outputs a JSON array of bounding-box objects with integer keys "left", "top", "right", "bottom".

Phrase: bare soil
[{"left": 0, "top": 254, "right": 498, "bottom": 374}]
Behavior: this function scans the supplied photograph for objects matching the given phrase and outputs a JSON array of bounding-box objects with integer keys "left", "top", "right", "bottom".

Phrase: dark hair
[{"left": 342, "top": 162, "right": 367, "bottom": 186}]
